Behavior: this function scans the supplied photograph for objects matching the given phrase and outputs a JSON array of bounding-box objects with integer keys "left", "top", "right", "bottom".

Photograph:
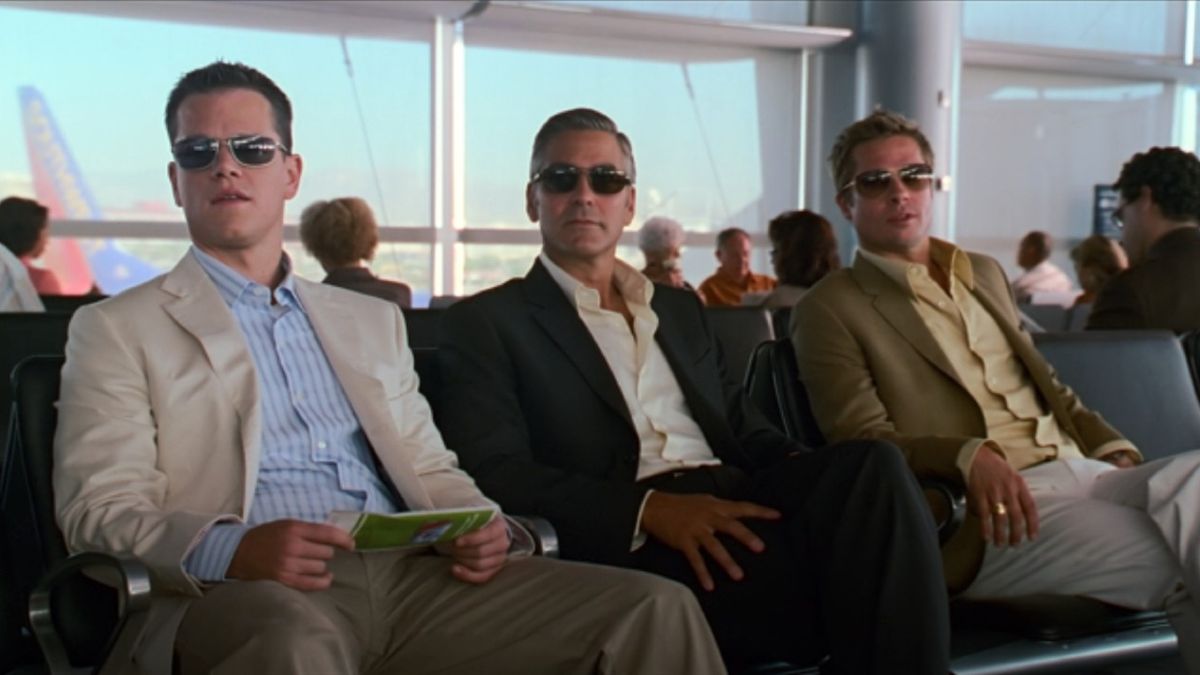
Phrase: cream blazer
[
  {"left": 791, "top": 249, "right": 1125, "bottom": 592},
  {"left": 52, "top": 253, "right": 492, "bottom": 670}
]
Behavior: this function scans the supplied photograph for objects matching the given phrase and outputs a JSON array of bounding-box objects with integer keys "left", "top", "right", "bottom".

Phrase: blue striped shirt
[{"left": 183, "top": 247, "right": 400, "bottom": 581}]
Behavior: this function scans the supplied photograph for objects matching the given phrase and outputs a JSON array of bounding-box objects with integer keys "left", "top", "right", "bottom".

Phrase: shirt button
[{"left": 317, "top": 441, "right": 327, "bottom": 449}]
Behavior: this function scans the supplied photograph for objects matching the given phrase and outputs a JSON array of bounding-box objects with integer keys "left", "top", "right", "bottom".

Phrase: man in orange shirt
[{"left": 698, "top": 227, "right": 775, "bottom": 306}]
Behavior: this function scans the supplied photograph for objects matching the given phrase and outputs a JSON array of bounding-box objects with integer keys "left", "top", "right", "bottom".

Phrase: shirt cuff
[
  {"left": 502, "top": 515, "right": 537, "bottom": 558},
  {"left": 183, "top": 522, "right": 250, "bottom": 582},
  {"left": 1090, "top": 440, "right": 1143, "bottom": 464},
  {"left": 956, "top": 439, "right": 1006, "bottom": 482},
  {"left": 631, "top": 489, "right": 655, "bottom": 552}
]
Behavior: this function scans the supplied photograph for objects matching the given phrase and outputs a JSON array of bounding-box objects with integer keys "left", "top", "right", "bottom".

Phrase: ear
[
  {"left": 168, "top": 162, "right": 182, "bottom": 207},
  {"left": 622, "top": 185, "right": 637, "bottom": 227},
  {"left": 836, "top": 190, "right": 854, "bottom": 221},
  {"left": 283, "top": 154, "right": 303, "bottom": 200},
  {"left": 525, "top": 182, "right": 539, "bottom": 223}
]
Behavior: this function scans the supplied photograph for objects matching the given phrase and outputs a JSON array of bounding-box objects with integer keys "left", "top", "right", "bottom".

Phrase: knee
[
  {"left": 830, "top": 439, "right": 910, "bottom": 479},
  {"left": 224, "top": 583, "right": 349, "bottom": 657},
  {"left": 621, "top": 571, "right": 703, "bottom": 618}
]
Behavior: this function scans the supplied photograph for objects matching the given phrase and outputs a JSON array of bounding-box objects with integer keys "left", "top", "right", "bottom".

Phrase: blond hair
[
  {"left": 299, "top": 197, "right": 379, "bottom": 270},
  {"left": 828, "top": 110, "right": 935, "bottom": 197}
]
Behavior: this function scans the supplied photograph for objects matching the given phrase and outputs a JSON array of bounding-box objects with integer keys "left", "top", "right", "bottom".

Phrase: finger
[
  {"left": 724, "top": 501, "right": 782, "bottom": 521},
  {"left": 713, "top": 517, "right": 765, "bottom": 553},
  {"left": 454, "top": 550, "right": 508, "bottom": 573},
  {"left": 453, "top": 537, "right": 510, "bottom": 562},
  {"left": 279, "top": 571, "right": 334, "bottom": 592},
  {"left": 288, "top": 540, "right": 338, "bottom": 561},
  {"left": 1018, "top": 487, "right": 1039, "bottom": 541},
  {"left": 282, "top": 557, "right": 330, "bottom": 577},
  {"left": 971, "top": 494, "right": 994, "bottom": 543},
  {"left": 451, "top": 562, "right": 503, "bottom": 585},
  {"left": 1005, "top": 500, "right": 1026, "bottom": 547},
  {"left": 682, "top": 546, "right": 714, "bottom": 592},
  {"left": 453, "top": 518, "right": 507, "bottom": 548},
  {"left": 297, "top": 522, "right": 357, "bottom": 550},
  {"left": 699, "top": 534, "right": 745, "bottom": 583}
]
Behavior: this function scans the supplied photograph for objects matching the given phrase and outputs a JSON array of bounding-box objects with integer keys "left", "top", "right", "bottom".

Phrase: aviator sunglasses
[
  {"left": 172, "top": 134, "right": 290, "bottom": 171},
  {"left": 841, "top": 163, "right": 935, "bottom": 199},
  {"left": 531, "top": 163, "right": 633, "bottom": 195}
]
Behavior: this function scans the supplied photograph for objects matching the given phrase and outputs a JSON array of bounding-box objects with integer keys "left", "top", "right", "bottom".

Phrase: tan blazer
[
  {"left": 791, "top": 249, "right": 1125, "bottom": 592},
  {"left": 53, "top": 253, "right": 491, "bottom": 670}
]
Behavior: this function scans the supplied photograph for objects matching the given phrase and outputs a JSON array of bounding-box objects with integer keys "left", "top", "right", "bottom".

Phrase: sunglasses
[
  {"left": 531, "top": 164, "right": 633, "bottom": 195},
  {"left": 172, "top": 134, "right": 290, "bottom": 171},
  {"left": 841, "top": 163, "right": 935, "bottom": 199}
]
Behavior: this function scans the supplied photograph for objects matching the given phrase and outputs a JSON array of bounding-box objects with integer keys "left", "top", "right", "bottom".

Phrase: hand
[
  {"left": 1101, "top": 450, "right": 1138, "bottom": 469},
  {"left": 968, "top": 445, "right": 1039, "bottom": 548},
  {"left": 437, "top": 516, "right": 509, "bottom": 584},
  {"left": 640, "top": 492, "right": 781, "bottom": 592},
  {"left": 227, "top": 519, "right": 355, "bottom": 591}
]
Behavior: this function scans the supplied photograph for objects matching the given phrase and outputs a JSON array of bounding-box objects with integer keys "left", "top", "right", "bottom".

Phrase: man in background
[
  {"left": 1012, "top": 230, "right": 1073, "bottom": 304},
  {"left": 698, "top": 227, "right": 775, "bottom": 306}
]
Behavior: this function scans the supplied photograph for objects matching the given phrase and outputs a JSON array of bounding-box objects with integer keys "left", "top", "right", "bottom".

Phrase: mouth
[
  {"left": 210, "top": 190, "right": 250, "bottom": 205},
  {"left": 887, "top": 212, "right": 916, "bottom": 225}
]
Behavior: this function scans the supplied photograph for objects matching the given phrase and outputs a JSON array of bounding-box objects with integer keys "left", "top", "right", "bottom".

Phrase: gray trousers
[{"left": 176, "top": 551, "right": 725, "bottom": 674}]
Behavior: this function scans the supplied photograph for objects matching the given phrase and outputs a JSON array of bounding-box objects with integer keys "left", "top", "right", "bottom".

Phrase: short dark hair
[
  {"left": 0, "top": 196, "right": 50, "bottom": 257},
  {"left": 1115, "top": 147, "right": 1200, "bottom": 222},
  {"left": 1019, "top": 231, "right": 1052, "bottom": 265},
  {"left": 716, "top": 227, "right": 749, "bottom": 250},
  {"left": 165, "top": 61, "right": 294, "bottom": 150},
  {"left": 529, "top": 108, "right": 635, "bottom": 180},
  {"left": 829, "top": 109, "right": 935, "bottom": 198},
  {"left": 768, "top": 210, "right": 841, "bottom": 287}
]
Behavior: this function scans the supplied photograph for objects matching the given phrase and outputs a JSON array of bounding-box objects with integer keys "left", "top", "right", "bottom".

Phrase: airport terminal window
[
  {"left": 0, "top": 5, "right": 430, "bottom": 293},
  {"left": 549, "top": 1, "right": 810, "bottom": 25},
  {"left": 956, "top": 67, "right": 1171, "bottom": 281},
  {"left": 963, "top": 1, "right": 1183, "bottom": 56}
]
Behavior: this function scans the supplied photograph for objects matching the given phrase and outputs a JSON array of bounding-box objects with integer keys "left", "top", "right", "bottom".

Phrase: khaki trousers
[
  {"left": 176, "top": 551, "right": 724, "bottom": 675},
  {"left": 962, "top": 453, "right": 1200, "bottom": 673}
]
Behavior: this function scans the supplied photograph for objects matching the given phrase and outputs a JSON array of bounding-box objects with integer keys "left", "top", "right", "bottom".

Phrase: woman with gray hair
[
  {"left": 638, "top": 215, "right": 689, "bottom": 289},
  {"left": 299, "top": 197, "right": 413, "bottom": 308}
]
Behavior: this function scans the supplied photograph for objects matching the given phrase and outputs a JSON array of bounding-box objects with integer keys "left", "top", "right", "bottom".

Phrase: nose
[
  {"left": 570, "top": 173, "right": 596, "bottom": 204},
  {"left": 211, "top": 140, "right": 242, "bottom": 178},
  {"left": 886, "top": 174, "right": 910, "bottom": 202}
]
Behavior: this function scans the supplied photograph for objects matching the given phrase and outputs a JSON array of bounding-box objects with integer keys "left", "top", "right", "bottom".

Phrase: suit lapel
[
  {"left": 524, "top": 261, "right": 634, "bottom": 427},
  {"left": 160, "top": 255, "right": 262, "bottom": 510},
  {"left": 852, "top": 256, "right": 964, "bottom": 387}
]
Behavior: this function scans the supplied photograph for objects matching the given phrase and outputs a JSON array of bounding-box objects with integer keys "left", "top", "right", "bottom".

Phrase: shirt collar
[
  {"left": 856, "top": 238, "right": 975, "bottom": 297},
  {"left": 539, "top": 251, "right": 655, "bottom": 311},
  {"left": 190, "top": 246, "right": 298, "bottom": 308}
]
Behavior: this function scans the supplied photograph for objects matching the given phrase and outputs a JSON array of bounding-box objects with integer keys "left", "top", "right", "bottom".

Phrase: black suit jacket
[
  {"left": 1088, "top": 227, "right": 1200, "bottom": 333},
  {"left": 436, "top": 260, "right": 800, "bottom": 565}
]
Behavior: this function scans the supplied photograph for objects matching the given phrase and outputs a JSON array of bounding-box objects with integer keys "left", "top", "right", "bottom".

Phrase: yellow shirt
[
  {"left": 698, "top": 271, "right": 776, "bottom": 307},
  {"left": 856, "top": 242, "right": 1124, "bottom": 480}
]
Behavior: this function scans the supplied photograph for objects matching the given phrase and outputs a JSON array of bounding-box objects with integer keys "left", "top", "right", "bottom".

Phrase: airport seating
[
  {"left": 0, "top": 313, "right": 74, "bottom": 474},
  {"left": 759, "top": 334, "right": 1182, "bottom": 673},
  {"left": 2, "top": 356, "right": 152, "bottom": 675},
  {"left": 402, "top": 308, "right": 445, "bottom": 350},
  {"left": 36, "top": 295, "right": 105, "bottom": 314},
  {"left": 1180, "top": 329, "right": 1200, "bottom": 405},
  {"left": 1018, "top": 303, "right": 1070, "bottom": 332},
  {"left": 704, "top": 306, "right": 775, "bottom": 387},
  {"left": 1066, "top": 302, "right": 1091, "bottom": 331}
]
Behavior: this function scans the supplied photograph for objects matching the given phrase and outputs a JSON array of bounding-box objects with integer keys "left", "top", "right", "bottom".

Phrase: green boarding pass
[{"left": 328, "top": 507, "right": 498, "bottom": 551}]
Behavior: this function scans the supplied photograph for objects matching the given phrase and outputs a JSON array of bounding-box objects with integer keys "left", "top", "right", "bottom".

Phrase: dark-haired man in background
[
  {"left": 52, "top": 61, "right": 723, "bottom": 675},
  {"left": 1087, "top": 146, "right": 1200, "bottom": 332},
  {"left": 436, "top": 106, "right": 950, "bottom": 674}
]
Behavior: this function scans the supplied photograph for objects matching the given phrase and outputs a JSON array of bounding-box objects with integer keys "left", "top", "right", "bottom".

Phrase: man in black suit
[
  {"left": 1088, "top": 146, "right": 1200, "bottom": 332},
  {"left": 436, "top": 108, "right": 950, "bottom": 674}
]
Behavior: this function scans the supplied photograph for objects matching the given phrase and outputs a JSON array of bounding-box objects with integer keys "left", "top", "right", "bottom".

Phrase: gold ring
[{"left": 992, "top": 503, "right": 1008, "bottom": 517}]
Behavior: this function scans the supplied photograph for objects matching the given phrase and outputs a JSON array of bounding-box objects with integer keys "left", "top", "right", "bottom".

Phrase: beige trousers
[
  {"left": 175, "top": 551, "right": 724, "bottom": 675},
  {"left": 962, "top": 453, "right": 1200, "bottom": 672}
]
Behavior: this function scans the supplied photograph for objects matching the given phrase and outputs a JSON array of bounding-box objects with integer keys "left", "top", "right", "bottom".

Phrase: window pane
[
  {"left": 464, "top": 47, "right": 764, "bottom": 233},
  {"left": 964, "top": 1, "right": 1182, "bottom": 56},
  {"left": 0, "top": 6, "right": 429, "bottom": 293},
  {"left": 956, "top": 67, "right": 1172, "bottom": 282}
]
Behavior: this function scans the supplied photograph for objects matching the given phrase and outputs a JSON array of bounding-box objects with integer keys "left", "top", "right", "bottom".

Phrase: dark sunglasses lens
[
  {"left": 539, "top": 167, "right": 580, "bottom": 193},
  {"left": 588, "top": 170, "right": 629, "bottom": 195},
  {"left": 900, "top": 165, "right": 934, "bottom": 189},
  {"left": 173, "top": 140, "right": 217, "bottom": 170},
  {"left": 231, "top": 137, "right": 278, "bottom": 166},
  {"left": 854, "top": 171, "right": 892, "bottom": 198}
]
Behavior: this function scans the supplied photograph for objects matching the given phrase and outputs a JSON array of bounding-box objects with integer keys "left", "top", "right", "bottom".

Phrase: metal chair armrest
[
  {"left": 919, "top": 477, "right": 966, "bottom": 545},
  {"left": 29, "top": 552, "right": 152, "bottom": 675}
]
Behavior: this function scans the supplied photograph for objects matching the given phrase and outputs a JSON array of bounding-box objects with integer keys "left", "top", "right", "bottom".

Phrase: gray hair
[
  {"left": 529, "top": 108, "right": 636, "bottom": 180},
  {"left": 639, "top": 216, "right": 685, "bottom": 254}
]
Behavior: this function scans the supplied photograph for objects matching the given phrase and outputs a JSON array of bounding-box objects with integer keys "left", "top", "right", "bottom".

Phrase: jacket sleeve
[{"left": 434, "top": 300, "right": 651, "bottom": 565}]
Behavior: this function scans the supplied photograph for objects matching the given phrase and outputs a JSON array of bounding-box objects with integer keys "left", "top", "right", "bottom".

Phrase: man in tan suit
[
  {"left": 52, "top": 61, "right": 723, "bottom": 675},
  {"left": 792, "top": 109, "right": 1200, "bottom": 671}
]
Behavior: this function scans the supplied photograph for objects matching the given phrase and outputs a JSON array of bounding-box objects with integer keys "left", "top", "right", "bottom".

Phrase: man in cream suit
[
  {"left": 52, "top": 61, "right": 723, "bottom": 675},
  {"left": 792, "top": 109, "right": 1200, "bottom": 671}
]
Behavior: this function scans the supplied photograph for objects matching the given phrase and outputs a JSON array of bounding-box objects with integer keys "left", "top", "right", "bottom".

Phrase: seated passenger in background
[
  {"left": 792, "top": 109, "right": 1200, "bottom": 672},
  {"left": 435, "top": 107, "right": 950, "bottom": 674},
  {"left": 1070, "top": 234, "right": 1126, "bottom": 307},
  {"left": 299, "top": 196, "right": 413, "bottom": 308},
  {"left": 1088, "top": 147, "right": 1200, "bottom": 332},
  {"left": 743, "top": 209, "right": 840, "bottom": 309},
  {"left": 637, "top": 215, "right": 689, "bottom": 289},
  {"left": 698, "top": 226, "right": 775, "bottom": 306},
  {"left": 53, "top": 61, "right": 721, "bottom": 675},
  {"left": 1012, "top": 230, "right": 1074, "bottom": 304},
  {"left": 0, "top": 196, "right": 61, "bottom": 294}
]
